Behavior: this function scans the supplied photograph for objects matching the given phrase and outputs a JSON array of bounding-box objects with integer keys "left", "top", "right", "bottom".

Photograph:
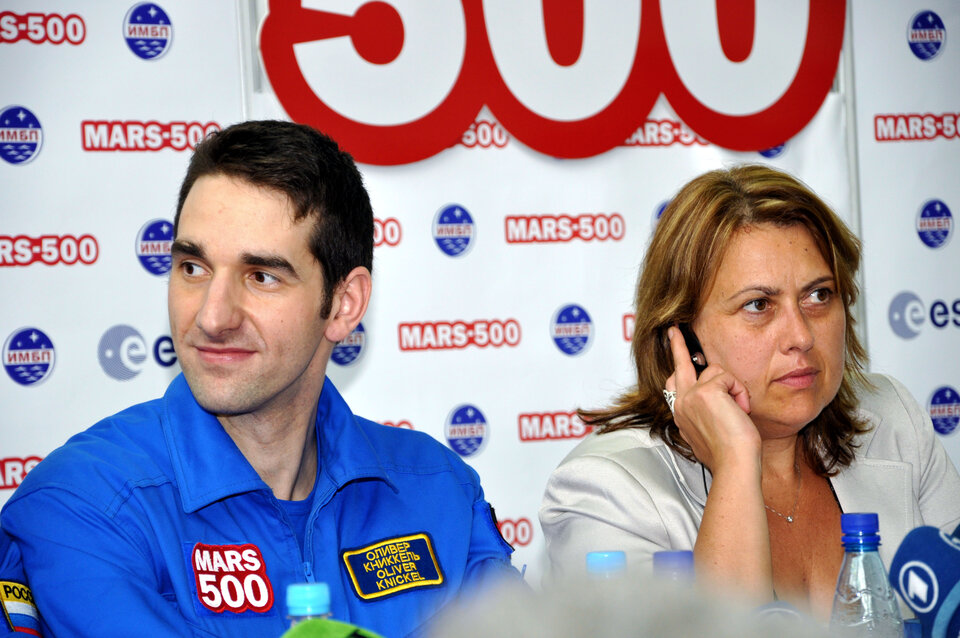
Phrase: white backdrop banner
[{"left": 1, "top": 0, "right": 953, "bottom": 583}]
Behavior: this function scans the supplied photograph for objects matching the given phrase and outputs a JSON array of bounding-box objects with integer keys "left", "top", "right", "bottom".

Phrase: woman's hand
[{"left": 664, "top": 325, "right": 761, "bottom": 473}]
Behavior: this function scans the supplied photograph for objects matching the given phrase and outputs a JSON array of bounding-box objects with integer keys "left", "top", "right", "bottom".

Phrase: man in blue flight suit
[{"left": 1, "top": 120, "right": 519, "bottom": 637}]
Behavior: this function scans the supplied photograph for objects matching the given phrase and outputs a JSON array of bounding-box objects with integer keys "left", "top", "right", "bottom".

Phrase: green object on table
[{"left": 281, "top": 618, "right": 386, "bottom": 638}]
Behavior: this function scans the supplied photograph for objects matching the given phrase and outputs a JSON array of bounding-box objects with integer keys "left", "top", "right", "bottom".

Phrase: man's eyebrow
[
  {"left": 241, "top": 252, "right": 300, "bottom": 279},
  {"left": 170, "top": 240, "right": 204, "bottom": 260}
]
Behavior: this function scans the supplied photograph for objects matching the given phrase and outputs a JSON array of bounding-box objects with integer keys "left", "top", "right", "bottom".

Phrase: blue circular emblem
[
  {"left": 551, "top": 304, "right": 593, "bottom": 356},
  {"left": 929, "top": 386, "right": 960, "bottom": 435},
  {"left": 3, "top": 328, "right": 56, "bottom": 387},
  {"left": 331, "top": 322, "right": 365, "bottom": 366},
  {"left": 98, "top": 325, "right": 148, "bottom": 381},
  {"left": 916, "top": 199, "right": 952, "bottom": 249},
  {"left": 432, "top": 204, "right": 475, "bottom": 257},
  {"left": 0, "top": 105, "right": 43, "bottom": 166},
  {"left": 653, "top": 200, "right": 670, "bottom": 225},
  {"left": 908, "top": 10, "right": 946, "bottom": 61},
  {"left": 444, "top": 404, "right": 487, "bottom": 457},
  {"left": 124, "top": 3, "right": 173, "bottom": 60},
  {"left": 888, "top": 291, "right": 925, "bottom": 339},
  {"left": 136, "top": 219, "right": 173, "bottom": 276},
  {"left": 898, "top": 561, "right": 939, "bottom": 613},
  {"left": 758, "top": 143, "right": 786, "bottom": 158}
]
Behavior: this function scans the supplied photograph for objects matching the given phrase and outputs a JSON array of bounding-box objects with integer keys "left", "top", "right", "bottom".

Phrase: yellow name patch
[{"left": 342, "top": 533, "right": 444, "bottom": 600}]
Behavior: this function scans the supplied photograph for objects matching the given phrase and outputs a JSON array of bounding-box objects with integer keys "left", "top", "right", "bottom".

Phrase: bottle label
[{"left": 341, "top": 533, "right": 444, "bottom": 601}]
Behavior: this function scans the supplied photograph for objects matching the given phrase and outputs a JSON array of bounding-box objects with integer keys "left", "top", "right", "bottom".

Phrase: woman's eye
[
  {"left": 808, "top": 288, "right": 833, "bottom": 304},
  {"left": 744, "top": 298, "right": 768, "bottom": 313}
]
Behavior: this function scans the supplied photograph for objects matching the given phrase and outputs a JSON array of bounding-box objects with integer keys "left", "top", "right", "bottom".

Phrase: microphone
[{"left": 889, "top": 524, "right": 960, "bottom": 638}]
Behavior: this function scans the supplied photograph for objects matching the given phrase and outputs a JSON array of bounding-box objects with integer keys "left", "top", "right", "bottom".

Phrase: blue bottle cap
[
  {"left": 653, "top": 550, "right": 694, "bottom": 574},
  {"left": 286, "top": 582, "right": 330, "bottom": 617},
  {"left": 903, "top": 619, "right": 921, "bottom": 638},
  {"left": 586, "top": 550, "right": 626, "bottom": 575},
  {"left": 841, "top": 512, "right": 879, "bottom": 535}
]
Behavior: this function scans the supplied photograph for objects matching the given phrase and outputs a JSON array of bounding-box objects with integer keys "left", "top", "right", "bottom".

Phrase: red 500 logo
[
  {"left": 260, "top": 0, "right": 844, "bottom": 164},
  {"left": 497, "top": 517, "right": 534, "bottom": 547},
  {"left": 191, "top": 543, "right": 274, "bottom": 614}
]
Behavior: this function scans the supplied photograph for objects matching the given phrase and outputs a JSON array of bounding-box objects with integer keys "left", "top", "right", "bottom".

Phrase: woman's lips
[{"left": 775, "top": 367, "right": 819, "bottom": 389}]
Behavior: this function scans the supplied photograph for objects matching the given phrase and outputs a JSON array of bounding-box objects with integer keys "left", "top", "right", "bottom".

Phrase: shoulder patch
[
  {"left": 342, "top": 533, "right": 444, "bottom": 600},
  {"left": 0, "top": 581, "right": 41, "bottom": 635}
]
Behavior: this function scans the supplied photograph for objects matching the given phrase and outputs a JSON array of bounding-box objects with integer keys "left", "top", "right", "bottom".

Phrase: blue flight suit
[{"left": 1, "top": 375, "right": 517, "bottom": 637}]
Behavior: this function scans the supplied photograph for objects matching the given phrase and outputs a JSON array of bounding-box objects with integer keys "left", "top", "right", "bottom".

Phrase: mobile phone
[{"left": 679, "top": 323, "right": 708, "bottom": 378}]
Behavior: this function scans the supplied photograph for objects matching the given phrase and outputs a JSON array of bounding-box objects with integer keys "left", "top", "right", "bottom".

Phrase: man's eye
[
  {"left": 252, "top": 271, "right": 280, "bottom": 285},
  {"left": 181, "top": 262, "right": 206, "bottom": 276}
]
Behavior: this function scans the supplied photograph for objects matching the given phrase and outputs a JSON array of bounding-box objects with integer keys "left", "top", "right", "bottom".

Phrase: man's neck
[{"left": 218, "top": 403, "right": 319, "bottom": 501}]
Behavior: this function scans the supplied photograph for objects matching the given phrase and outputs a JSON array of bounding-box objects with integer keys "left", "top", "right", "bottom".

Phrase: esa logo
[
  {"left": 331, "top": 323, "right": 364, "bottom": 366},
  {"left": 907, "top": 10, "right": 945, "bottom": 61},
  {"left": 97, "top": 325, "right": 176, "bottom": 380},
  {"left": 137, "top": 219, "right": 173, "bottom": 276},
  {"left": 3, "top": 327, "right": 55, "bottom": 386},
  {"left": 888, "top": 291, "right": 960, "bottom": 339},
  {"left": 124, "top": 3, "right": 172, "bottom": 60},
  {"left": 551, "top": 304, "right": 592, "bottom": 356},
  {"left": 445, "top": 404, "right": 487, "bottom": 457},
  {"left": 928, "top": 386, "right": 960, "bottom": 436},
  {"left": 433, "top": 204, "right": 475, "bottom": 257},
  {"left": 916, "top": 199, "right": 952, "bottom": 249},
  {"left": 0, "top": 105, "right": 42, "bottom": 166}
]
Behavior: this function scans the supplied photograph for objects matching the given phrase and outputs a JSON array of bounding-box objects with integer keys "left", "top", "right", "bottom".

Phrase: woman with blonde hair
[{"left": 540, "top": 164, "right": 960, "bottom": 617}]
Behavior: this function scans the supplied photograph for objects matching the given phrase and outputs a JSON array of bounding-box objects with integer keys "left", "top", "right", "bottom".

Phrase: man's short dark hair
[{"left": 174, "top": 120, "right": 374, "bottom": 317}]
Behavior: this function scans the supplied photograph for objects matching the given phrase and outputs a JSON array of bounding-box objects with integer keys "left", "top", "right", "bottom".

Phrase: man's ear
[{"left": 324, "top": 266, "right": 372, "bottom": 343}]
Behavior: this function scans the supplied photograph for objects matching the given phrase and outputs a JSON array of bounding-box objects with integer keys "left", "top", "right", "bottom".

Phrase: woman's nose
[{"left": 781, "top": 304, "right": 814, "bottom": 352}]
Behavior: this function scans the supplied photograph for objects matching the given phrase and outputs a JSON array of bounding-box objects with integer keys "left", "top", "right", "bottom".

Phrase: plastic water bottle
[
  {"left": 829, "top": 513, "right": 903, "bottom": 637},
  {"left": 586, "top": 550, "right": 626, "bottom": 579},
  {"left": 652, "top": 550, "right": 694, "bottom": 583},
  {"left": 286, "top": 582, "right": 331, "bottom": 626},
  {"left": 281, "top": 582, "right": 386, "bottom": 638}
]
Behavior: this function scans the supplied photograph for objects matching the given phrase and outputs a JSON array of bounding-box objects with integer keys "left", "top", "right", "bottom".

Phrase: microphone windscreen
[{"left": 889, "top": 525, "right": 960, "bottom": 638}]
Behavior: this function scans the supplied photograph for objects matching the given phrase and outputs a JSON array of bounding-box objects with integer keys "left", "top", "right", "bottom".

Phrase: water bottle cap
[
  {"left": 841, "top": 512, "right": 879, "bottom": 535},
  {"left": 586, "top": 551, "right": 626, "bottom": 574},
  {"left": 286, "top": 582, "right": 330, "bottom": 617},
  {"left": 653, "top": 550, "right": 694, "bottom": 573}
]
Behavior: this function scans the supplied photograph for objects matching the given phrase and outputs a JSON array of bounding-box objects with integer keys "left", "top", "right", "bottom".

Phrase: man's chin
[{"left": 184, "top": 378, "right": 258, "bottom": 417}]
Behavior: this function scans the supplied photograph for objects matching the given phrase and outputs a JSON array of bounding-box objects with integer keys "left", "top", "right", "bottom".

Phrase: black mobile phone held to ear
[{"left": 679, "top": 323, "right": 708, "bottom": 378}]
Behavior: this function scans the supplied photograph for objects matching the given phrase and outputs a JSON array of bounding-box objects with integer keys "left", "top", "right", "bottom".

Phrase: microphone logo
[{"left": 899, "top": 561, "right": 939, "bottom": 613}]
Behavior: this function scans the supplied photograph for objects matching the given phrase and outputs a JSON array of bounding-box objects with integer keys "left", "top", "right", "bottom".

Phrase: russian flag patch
[{"left": 1, "top": 581, "right": 41, "bottom": 636}]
